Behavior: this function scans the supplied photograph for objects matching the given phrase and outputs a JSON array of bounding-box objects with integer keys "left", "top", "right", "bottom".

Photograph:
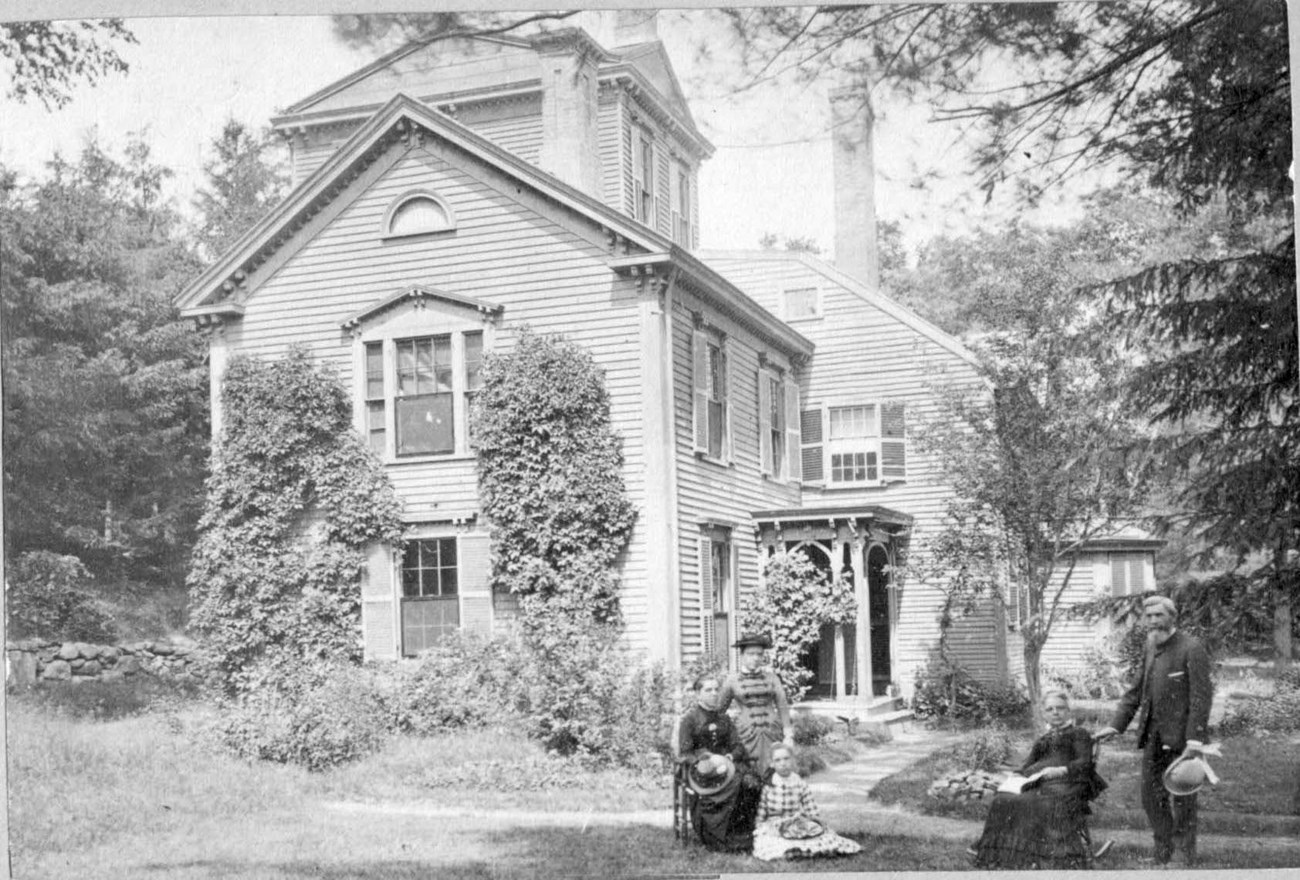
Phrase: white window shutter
[
  {"left": 785, "top": 380, "right": 802, "bottom": 483},
  {"left": 699, "top": 537, "right": 715, "bottom": 657},
  {"left": 881, "top": 401, "right": 907, "bottom": 481},
  {"left": 800, "top": 406, "right": 824, "bottom": 483},
  {"left": 361, "top": 542, "right": 397, "bottom": 660},
  {"left": 722, "top": 340, "right": 734, "bottom": 463},
  {"left": 729, "top": 541, "right": 741, "bottom": 668},
  {"left": 458, "top": 533, "right": 493, "bottom": 636},
  {"left": 692, "top": 330, "right": 709, "bottom": 453},
  {"left": 757, "top": 370, "right": 773, "bottom": 477}
]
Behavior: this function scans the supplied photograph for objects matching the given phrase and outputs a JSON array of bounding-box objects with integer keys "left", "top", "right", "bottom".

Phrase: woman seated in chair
[
  {"left": 973, "top": 689, "right": 1107, "bottom": 869},
  {"left": 677, "top": 674, "right": 761, "bottom": 852},
  {"left": 751, "top": 743, "right": 862, "bottom": 861}
]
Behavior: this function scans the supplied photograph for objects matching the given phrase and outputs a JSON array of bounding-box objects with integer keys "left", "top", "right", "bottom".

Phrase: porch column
[
  {"left": 852, "top": 524, "right": 872, "bottom": 700},
  {"left": 830, "top": 521, "right": 847, "bottom": 700}
]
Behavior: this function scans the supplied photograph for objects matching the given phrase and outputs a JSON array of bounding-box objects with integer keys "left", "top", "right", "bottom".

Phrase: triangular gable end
[
  {"left": 176, "top": 92, "right": 671, "bottom": 317},
  {"left": 615, "top": 41, "right": 700, "bottom": 134}
]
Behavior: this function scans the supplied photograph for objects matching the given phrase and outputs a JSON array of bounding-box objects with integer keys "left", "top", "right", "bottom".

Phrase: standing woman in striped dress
[{"left": 717, "top": 633, "right": 793, "bottom": 774}]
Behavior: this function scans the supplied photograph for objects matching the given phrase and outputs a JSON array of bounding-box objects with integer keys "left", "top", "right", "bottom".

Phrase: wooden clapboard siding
[
  {"left": 300, "top": 37, "right": 542, "bottom": 117},
  {"left": 700, "top": 252, "right": 993, "bottom": 691},
  {"left": 292, "top": 132, "right": 356, "bottom": 186},
  {"left": 668, "top": 285, "right": 802, "bottom": 664},
  {"left": 1039, "top": 553, "right": 1109, "bottom": 671},
  {"left": 222, "top": 134, "right": 659, "bottom": 654},
  {"left": 457, "top": 99, "right": 543, "bottom": 166}
]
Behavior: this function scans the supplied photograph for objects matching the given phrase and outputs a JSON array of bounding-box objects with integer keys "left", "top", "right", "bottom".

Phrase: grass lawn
[
  {"left": 871, "top": 726, "right": 1300, "bottom": 837},
  {"left": 10, "top": 685, "right": 1300, "bottom": 878}
]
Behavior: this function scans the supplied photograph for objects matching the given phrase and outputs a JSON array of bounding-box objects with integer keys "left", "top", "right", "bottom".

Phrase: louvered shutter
[
  {"left": 722, "top": 340, "right": 734, "bottom": 463},
  {"left": 692, "top": 330, "right": 709, "bottom": 453},
  {"left": 361, "top": 542, "right": 397, "bottom": 660},
  {"left": 1130, "top": 555, "right": 1146, "bottom": 592},
  {"left": 1110, "top": 554, "right": 1129, "bottom": 595},
  {"left": 699, "top": 537, "right": 715, "bottom": 657},
  {"left": 758, "top": 370, "right": 773, "bottom": 476},
  {"left": 458, "top": 533, "right": 493, "bottom": 636},
  {"left": 881, "top": 402, "right": 907, "bottom": 481},
  {"left": 785, "top": 381, "right": 802, "bottom": 482},
  {"left": 800, "top": 408, "right": 824, "bottom": 483}
]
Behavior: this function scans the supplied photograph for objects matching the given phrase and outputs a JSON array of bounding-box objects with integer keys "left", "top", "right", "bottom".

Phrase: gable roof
[
  {"left": 176, "top": 92, "right": 671, "bottom": 315},
  {"left": 697, "top": 249, "right": 981, "bottom": 368}
]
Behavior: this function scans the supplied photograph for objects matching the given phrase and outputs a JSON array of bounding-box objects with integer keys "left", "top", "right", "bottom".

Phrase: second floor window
[
  {"left": 671, "top": 162, "right": 692, "bottom": 246},
  {"left": 692, "top": 328, "right": 731, "bottom": 462},
  {"left": 759, "top": 368, "right": 801, "bottom": 482},
  {"left": 800, "top": 400, "right": 907, "bottom": 486},
  {"left": 633, "top": 131, "right": 656, "bottom": 225}
]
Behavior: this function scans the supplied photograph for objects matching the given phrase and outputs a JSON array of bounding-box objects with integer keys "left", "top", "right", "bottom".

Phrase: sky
[{"left": 0, "top": 8, "right": 1088, "bottom": 261}]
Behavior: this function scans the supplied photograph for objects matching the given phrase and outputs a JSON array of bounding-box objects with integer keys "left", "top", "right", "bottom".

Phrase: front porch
[{"left": 752, "top": 503, "right": 913, "bottom": 702}]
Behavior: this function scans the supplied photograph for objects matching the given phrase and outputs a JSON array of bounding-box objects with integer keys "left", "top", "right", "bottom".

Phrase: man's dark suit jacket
[{"left": 1109, "top": 629, "right": 1213, "bottom": 751}]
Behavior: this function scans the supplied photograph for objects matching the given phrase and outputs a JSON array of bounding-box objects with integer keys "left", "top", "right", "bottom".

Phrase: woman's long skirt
[
  {"left": 973, "top": 784, "right": 1091, "bottom": 869},
  {"left": 690, "top": 773, "right": 761, "bottom": 852}
]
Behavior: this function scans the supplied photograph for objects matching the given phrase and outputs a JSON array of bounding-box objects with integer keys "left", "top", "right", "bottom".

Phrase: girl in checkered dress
[{"left": 751, "top": 744, "right": 862, "bottom": 861}]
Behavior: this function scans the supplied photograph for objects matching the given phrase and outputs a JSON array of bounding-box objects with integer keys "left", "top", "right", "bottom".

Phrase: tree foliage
[
  {"left": 187, "top": 348, "right": 404, "bottom": 691},
  {"left": 473, "top": 328, "right": 637, "bottom": 625},
  {"left": 0, "top": 19, "right": 136, "bottom": 109},
  {"left": 740, "top": 550, "right": 856, "bottom": 703},
  {"left": 1, "top": 139, "right": 208, "bottom": 600},
  {"left": 191, "top": 120, "right": 289, "bottom": 263},
  {"left": 329, "top": 11, "right": 580, "bottom": 53}
]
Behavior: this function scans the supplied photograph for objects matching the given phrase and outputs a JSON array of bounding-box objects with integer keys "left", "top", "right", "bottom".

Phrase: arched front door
[{"left": 867, "top": 544, "right": 892, "bottom": 696}]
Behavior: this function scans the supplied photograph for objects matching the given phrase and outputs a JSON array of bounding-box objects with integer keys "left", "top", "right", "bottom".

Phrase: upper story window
[
  {"left": 632, "top": 129, "right": 656, "bottom": 225},
  {"left": 692, "top": 327, "right": 731, "bottom": 463},
  {"left": 784, "top": 287, "right": 821, "bottom": 320},
  {"left": 1109, "top": 552, "right": 1150, "bottom": 596},
  {"left": 800, "top": 400, "right": 907, "bottom": 487},
  {"left": 758, "top": 367, "right": 802, "bottom": 482},
  {"left": 345, "top": 286, "right": 500, "bottom": 463},
  {"left": 382, "top": 190, "right": 456, "bottom": 238},
  {"left": 670, "top": 161, "right": 692, "bottom": 247}
]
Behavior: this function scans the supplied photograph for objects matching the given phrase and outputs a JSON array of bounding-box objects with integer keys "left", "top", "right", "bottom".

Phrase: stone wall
[{"left": 5, "top": 637, "right": 208, "bottom": 686}]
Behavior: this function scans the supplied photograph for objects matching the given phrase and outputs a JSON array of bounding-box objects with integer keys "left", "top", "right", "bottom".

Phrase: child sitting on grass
[{"left": 751, "top": 743, "right": 862, "bottom": 861}]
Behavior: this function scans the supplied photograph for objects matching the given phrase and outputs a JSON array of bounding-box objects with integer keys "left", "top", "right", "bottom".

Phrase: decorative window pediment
[
  {"left": 340, "top": 285, "right": 502, "bottom": 333},
  {"left": 381, "top": 190, "right": 457, "bottom": 239}
]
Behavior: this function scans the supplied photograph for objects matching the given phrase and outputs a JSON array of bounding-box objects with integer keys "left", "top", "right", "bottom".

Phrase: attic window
[{"left": 383, "top": 191, "right": 456, "bottom": 239}]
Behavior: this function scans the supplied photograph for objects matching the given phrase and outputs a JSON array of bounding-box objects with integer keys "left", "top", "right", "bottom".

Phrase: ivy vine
[{"left": 187, "top": 347, "right": 403, "bottom": 691}]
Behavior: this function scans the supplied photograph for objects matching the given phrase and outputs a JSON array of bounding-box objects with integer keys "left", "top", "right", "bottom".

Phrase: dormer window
[{"left": 382, "top": 191, "right": 456, "bottom": 238}]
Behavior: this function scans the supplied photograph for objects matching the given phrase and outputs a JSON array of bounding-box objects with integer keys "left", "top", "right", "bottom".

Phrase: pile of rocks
[
  {"left": 6, "top": 637, "right": 208, "bottom": 685},
  {"left": 928, "top": 769, "right": 1005, "bottom": 801}
]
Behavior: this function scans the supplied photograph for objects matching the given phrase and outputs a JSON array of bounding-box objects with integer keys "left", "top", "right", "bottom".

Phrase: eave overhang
[{"left": 609, "top": 250, "right": 815, "bottom": 361}]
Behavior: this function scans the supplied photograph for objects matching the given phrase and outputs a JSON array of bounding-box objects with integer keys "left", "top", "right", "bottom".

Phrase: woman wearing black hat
[
  {"left": 677, "top": 674, "right": 761, "bottom": 851},
  {"left": 717, "top": 633, "right": 792, "bottom": 775}
]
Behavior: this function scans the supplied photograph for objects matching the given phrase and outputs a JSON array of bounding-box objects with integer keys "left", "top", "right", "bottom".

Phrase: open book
[{"left": 997, "top": 770, "right": 1047, "bottom": 794}]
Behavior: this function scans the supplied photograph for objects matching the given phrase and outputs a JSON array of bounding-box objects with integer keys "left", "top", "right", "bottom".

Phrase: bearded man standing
[{"left": 1095, "top": 594, "right": 1213, "bottom": 867}]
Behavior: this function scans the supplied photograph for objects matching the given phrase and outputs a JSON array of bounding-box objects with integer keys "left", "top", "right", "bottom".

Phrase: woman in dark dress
[
  {"left": 677, "top": 674, "right": 762, "bottom": 852},
  {"left": 717, "top": 633, "right": 792, "bottom": 775},
  {"left": 973, "top": 689, "right": 1107, "bottom": 869}
]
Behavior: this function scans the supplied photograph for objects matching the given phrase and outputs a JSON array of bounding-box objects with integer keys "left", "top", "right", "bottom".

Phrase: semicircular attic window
[{"left": 383, "top": 191, "right": 456, "bottom": 239}]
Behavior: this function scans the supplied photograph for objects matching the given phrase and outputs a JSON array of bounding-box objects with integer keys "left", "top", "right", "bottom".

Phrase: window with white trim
[
  {"left": 382, "top": 191, "right": 456, "bottom": 238},
  {"left": 632, "top": 129, "right": 656, "bottom": 225},
  {"left": 783, "top": 287, "right": 820, "bottom": 320},
  {"left": 692, "top": 328, "right": 731, "bottom": 461},
  {"left": 758, "top": 367, "right": 803, "bottom": 482},
  {"left": 699, "top": 529, "right": 736, "bottom": 665},
  {"left": 670, "top": 161, "right": 692, "bottom": 246},
  {"left": 363, "top": 329, "right": 486, "bottom": 460},
  {"left": 1109, "top": 552, "right": 1150, "bottom": 596},
  {"left": 401, "top": 537, "right": 459, "bottom": 655},
  {"left": 799, "top": 401, "right": 906, "bottom": 486}
]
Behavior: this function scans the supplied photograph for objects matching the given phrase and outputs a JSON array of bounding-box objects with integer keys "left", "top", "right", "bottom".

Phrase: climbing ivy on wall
[
  {"left": 187, "top": 347, "right": 403, "bottom": 691},
  {"left": 473, "top": 328, "right": 637, "bottom": 625}
]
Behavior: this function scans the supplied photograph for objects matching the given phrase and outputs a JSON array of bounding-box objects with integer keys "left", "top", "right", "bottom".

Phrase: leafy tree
[
  {"left": 330, "top": 11, "right": 580, "bottom": 53},
  {"left": 0, "top": 19, "right": 136, "bottom": 109},
  {"left": 711, "top": 2, "right": 1296, "bottom": 662},
  {"left": 187, "top": 348, "right": 403, "bottom": 691},
  {"left": 191, "top": 120, "right": 289, "bottom": 263},
  {"left": 1, "top": 139, "right": 208, "bottom": 612},
  {"left": 740, "top": 550, "right": 856, "bottom": 703}
]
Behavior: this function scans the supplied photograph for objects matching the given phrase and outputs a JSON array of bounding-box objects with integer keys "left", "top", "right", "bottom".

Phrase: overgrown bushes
[
  {"left": 912, "top": 661, "right": 1030, "bottom": 725},
  {"left": 1219, "top": 670, "right": 1300, "bottom": 736},
  {"left": 946, "top": 725, "right": 1017, "bottom": 772},
  {"left": 7, "top": 551, "right": 116, "bottom": 643}
]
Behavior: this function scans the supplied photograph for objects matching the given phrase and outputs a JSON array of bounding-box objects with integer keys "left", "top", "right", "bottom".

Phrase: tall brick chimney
[
  {"left": 535, "top": 31, "right": 603, "bottom": 198},
  {"left": 830, "top": 85, "right": 879, "bottom": 290}
]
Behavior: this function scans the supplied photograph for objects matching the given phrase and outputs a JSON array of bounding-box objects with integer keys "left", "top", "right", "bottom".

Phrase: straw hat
[
  {"left": 1163, "top": 755, "right": 1210, "bottom": 796},
  {"left": 687, "top": 754, "right": 736, "bottom": 796}
]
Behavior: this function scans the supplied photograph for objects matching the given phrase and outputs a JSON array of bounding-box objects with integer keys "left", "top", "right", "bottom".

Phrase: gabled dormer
[{"left": 270, "top": 17, "right": 712, "bottom": 249}]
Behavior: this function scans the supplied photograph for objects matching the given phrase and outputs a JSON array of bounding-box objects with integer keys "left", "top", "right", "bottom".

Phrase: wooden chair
[{"left": 672, "top": 758, "right": 697, "bottom": 845}]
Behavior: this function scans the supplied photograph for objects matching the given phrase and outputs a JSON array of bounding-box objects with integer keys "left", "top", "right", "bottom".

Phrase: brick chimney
[
  {"left": 613, "top": 9, "right": 659, "bottom": 46},
  {"left": 535, "top": 31, "right": 603, "bottom": 198},
  {"left": 830, "top": 85, "right": 879, "bottom": 289}
]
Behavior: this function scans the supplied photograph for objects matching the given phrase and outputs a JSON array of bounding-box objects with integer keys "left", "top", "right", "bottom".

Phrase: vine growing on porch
[
  {"left": 740, "top": 549, "right": 857, "bottom": 703},
  {"left": 187, "top": 347, "right": 403, "bottom": 693}
]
